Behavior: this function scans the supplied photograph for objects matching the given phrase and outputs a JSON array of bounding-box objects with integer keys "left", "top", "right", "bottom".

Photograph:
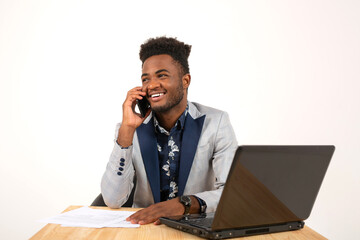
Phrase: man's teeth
[{"left": 151, "top": 93, "right": 164, "bottom": 98}]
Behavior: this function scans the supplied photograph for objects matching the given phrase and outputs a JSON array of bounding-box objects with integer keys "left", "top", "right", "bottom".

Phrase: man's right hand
[{"left": 117, "top": 87, "right": 150, "bottom": 147}]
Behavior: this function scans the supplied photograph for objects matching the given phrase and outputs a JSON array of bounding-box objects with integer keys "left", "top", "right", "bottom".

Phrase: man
[{"left": 101, "top": 36, "right": 238, "bottom": 225}]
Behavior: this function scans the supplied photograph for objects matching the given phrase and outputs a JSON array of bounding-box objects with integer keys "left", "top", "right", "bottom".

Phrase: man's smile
[{"left": 149, "top": 92, "right": 166, "bottom": 102}]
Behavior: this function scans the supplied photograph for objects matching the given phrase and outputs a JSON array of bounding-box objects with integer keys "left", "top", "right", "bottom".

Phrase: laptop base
[{"left": 160, "top": 217, "right": 305, "bottom": 239}]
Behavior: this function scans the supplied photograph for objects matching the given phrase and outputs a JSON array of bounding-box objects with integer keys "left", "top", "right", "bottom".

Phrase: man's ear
[{"left": 182, "top": 74, "right": 191, "bottom": 90}]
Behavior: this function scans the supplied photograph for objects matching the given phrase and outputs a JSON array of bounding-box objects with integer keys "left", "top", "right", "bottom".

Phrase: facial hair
[{"left": 151, "top": 80, "right": 184, "bottom": 113}]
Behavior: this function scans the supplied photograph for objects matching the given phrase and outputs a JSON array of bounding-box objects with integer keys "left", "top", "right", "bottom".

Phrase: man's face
[{"left": 141, "top": 54, "right": 188, "bottom": 113}]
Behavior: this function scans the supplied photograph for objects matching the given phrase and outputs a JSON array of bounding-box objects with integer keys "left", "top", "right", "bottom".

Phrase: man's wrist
[
  {"left": 193, "top": 195, "right": 207, "bottom": 213},
  {"left": 115, "top": 139, "right": 131, "bottom": 149},
  {"left": 179, "top": 195, "right": 192, "bottom": 215},
  {"left": 117, "top": 125, "right": 136, "bottom": 147},
  {"left": 178, "top": 195, "right": 204, "bottom": 214}
]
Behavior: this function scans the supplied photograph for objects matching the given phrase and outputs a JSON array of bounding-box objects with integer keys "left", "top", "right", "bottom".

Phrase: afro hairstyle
[{"left": 139, "top": 36, "right": 192, "bottom": 75}]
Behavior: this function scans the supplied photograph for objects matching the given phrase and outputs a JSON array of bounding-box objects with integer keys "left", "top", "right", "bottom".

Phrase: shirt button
[
  {"left": 120, "top": 158, "right": 125, "bottom": 162},
  {"left": 120, "top": 162, "right": 125, "bottom": 167},
  {"left": 119, "top": 167, "right": 124, "bottom": 171},
  {"left": 117, "top": 172, "right": 122, "bottom": 176}
]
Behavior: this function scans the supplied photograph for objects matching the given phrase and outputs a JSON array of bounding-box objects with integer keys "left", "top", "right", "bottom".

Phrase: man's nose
[{"left": 146, "top": 78, "right": 161, "bottom": 90}]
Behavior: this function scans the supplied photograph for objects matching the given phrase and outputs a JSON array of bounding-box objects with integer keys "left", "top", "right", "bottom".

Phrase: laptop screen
[{"left": 212, "top": 145, "right": 334, "bottom": 231}]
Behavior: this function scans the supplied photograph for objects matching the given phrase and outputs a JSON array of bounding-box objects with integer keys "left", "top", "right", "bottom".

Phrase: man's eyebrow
[
  {"left": 155, "top": 69, "right": 169, "bottom": 74},
  {"left": 141, "top": 69, "right": 169, "bottom": 78}
]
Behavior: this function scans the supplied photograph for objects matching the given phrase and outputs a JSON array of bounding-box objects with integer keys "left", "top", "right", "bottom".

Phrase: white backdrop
[{"left": 1, "top": 0, "right": 359, "bottom": 239}]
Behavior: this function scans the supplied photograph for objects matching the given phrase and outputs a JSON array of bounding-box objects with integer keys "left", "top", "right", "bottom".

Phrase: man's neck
[{"left": 154, "top": 101, "right": 188, "bottom": 132}]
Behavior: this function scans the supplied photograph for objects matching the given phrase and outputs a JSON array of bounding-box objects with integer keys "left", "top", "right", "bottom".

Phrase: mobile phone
[{"left": 137, "top": 97, "right": 150, "bottom": 118}]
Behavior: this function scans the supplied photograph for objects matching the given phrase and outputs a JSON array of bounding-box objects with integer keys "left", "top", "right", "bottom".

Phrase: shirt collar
[{"left": 154, "top": 103, "right": 189, "bottom": 135}]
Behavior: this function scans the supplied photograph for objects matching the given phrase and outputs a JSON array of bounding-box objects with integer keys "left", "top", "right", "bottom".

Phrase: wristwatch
[{"left": 180, "top": 195, "right": 192, "bottom": 215}]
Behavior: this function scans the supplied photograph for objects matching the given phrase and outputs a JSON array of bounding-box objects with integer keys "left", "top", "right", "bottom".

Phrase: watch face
[{"left": 181, "top": 195, "right": 191, "bottom": 206}]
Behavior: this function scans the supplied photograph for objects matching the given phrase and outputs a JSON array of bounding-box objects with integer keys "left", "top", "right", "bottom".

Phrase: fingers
[
  {"left": 121, "top": 86, "right": 149, "bottom": 129},
  {"left": 126, "top": 198, "right": 185, "bottom": 225},
  {"left": 117, "top": 86, "right": 150, "bottom": 146},
  {"left": 128, "top": 87, "right": 146, "bottom": 98},
  {"left": 124, "top": 87, "right": 146, "bottom": 106},
  {"left": 127, "top": 207, "right": 159, "bottom": 225}
]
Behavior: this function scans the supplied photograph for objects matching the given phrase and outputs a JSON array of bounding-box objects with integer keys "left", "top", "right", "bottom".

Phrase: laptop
[{"left": 160, "top": 145, "right": 335, "bottom": 239}]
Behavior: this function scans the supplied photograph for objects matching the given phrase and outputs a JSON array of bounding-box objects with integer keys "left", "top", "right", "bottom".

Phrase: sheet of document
[{"left": 39, "top": 206, "right": 140, "bottom": 228}]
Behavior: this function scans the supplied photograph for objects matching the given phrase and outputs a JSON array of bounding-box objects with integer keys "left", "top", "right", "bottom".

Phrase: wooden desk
[{"left": 30, "top": 206, "right": 327, "bottom": 240}]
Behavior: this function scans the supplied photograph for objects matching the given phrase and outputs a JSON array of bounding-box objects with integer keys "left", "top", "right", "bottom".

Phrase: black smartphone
[{"left": 137, "top": 97, "right": 150, "bottom": 118}]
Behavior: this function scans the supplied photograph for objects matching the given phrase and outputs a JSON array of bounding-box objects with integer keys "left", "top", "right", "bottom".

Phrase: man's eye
[
  {"left": 142, "top": 78, "right": 148, "bottom": 82},
  {"left": 158, "top": 74, "right": 167, "bottom": 78}
]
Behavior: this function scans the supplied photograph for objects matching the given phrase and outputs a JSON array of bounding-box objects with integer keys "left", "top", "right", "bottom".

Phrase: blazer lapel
[
  {"left": 178, "top": 114, "right": 206, "bottom": 196},
  {"left": 136, "top": 119, "right": 161, "bottom": 203}
]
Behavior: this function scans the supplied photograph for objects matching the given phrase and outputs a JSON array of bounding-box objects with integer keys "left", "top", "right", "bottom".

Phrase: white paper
[{"left": 39, "top": 206, "right": 140, "bottom": 228}]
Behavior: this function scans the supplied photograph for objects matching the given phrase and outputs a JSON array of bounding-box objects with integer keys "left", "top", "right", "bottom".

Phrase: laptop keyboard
[{"left": 181, "top": 217, "right": 214, "bottom": 228}]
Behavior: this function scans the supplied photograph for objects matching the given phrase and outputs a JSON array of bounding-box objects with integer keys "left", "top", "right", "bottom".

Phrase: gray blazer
[{"left": 101, "top": 102, "right": 238, "bottom": 212}]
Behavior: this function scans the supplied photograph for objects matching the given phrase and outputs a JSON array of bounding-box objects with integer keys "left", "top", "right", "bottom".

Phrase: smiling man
[{"left": 101, "top": 37, "right": 238, "bottom": 225}]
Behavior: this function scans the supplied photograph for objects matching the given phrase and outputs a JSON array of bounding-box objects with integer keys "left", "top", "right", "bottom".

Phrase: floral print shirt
[{"left": 154, "top": 105, "right": 188, "bottom": 201}]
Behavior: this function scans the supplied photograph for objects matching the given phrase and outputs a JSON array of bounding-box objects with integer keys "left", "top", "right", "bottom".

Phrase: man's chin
[
  {"left": 151, "top": 105, "right": 171, "bottom": 113},
  {"left": 150, "top": 95, "right": 184, "bottom": 114}
]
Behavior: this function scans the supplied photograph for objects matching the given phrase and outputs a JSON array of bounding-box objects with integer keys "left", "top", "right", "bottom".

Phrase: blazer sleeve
[
  {"left": 194, "top": 111, "right": 238, "bottom": 212},
  {"left": 101, "top": 123, "right": 135, "bottom": 208}
]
